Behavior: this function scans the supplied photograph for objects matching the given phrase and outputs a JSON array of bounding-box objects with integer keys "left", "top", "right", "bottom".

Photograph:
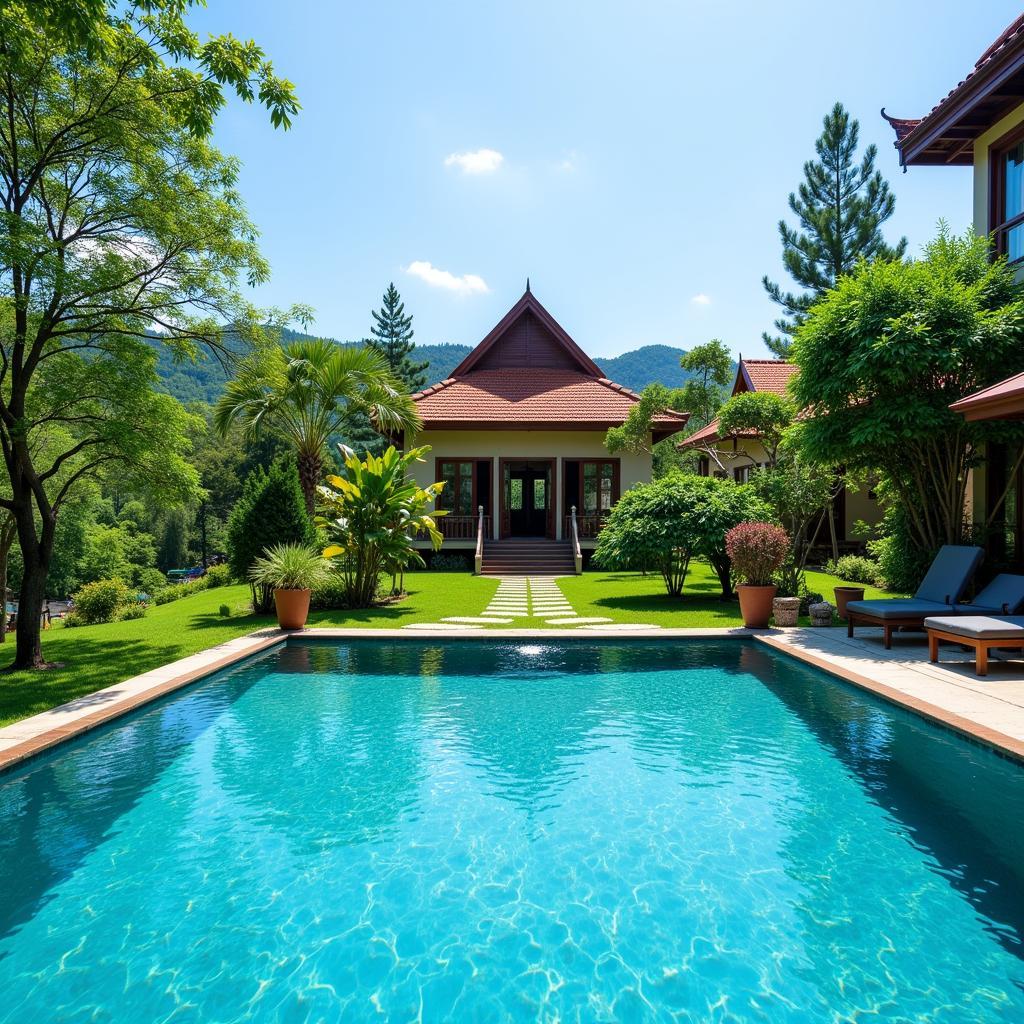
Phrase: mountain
[
  {"left": 153, "top": 334, "right": 713, "bottom": 406},
  {"left": 593, "top": 345, "right": 691, "bottom": 392}
]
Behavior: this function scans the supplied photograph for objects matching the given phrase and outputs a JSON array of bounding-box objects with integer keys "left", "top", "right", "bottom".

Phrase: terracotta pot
[
  {"left": 737, "top": 584, "right": 778, "bottom": 628},
  {"left": 274, "top": 588, "right": 311, "bottom": 630},
  {"left": 833, "top": 586, "right": 865, "bottom": 622},
  {"left": 772, "top": 596, "right": 801, "bottom": 627}
]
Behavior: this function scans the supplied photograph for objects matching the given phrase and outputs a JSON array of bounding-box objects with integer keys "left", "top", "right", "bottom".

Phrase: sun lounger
[
  {"left": 845, "top": 545, "right": 984, "bottom": 649},
  {"left": 924, "top": 614, "right": 1024, "bottom": 676}
]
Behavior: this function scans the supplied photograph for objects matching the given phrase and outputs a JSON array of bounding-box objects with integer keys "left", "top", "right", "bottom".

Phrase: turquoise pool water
[{"left": 1, "top": 640, "right": 1022, "bottom": 1022}]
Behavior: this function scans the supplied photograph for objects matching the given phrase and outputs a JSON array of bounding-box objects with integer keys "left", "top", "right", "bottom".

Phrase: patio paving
[{"left": 757, "top": 626, "right": 1024, "bottom": 761}]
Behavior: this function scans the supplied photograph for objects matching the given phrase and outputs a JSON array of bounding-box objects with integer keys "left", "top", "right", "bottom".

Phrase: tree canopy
[
  {"left": 0, "top": 0, "right": 299, "bottom": 667},
  {"left": 790, "top": 227, "right": 1024, "bottom": 554}
]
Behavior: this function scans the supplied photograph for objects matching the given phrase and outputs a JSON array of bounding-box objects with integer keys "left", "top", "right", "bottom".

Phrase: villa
[
  {"left": 679, "top": 357, "right": 883, "bottom": 547},
  {"left": 405, "top": 285, "right": 689, "bottom": 572},
  {"left": 885, "top": 12, "right": 1024, "bottom": 570}
]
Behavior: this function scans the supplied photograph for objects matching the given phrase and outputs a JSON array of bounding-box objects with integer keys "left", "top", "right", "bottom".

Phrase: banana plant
[{"left": 317, "top": 444, "right": 445, "bottom": 607}]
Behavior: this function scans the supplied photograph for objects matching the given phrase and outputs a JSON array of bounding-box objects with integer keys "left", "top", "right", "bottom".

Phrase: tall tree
[
  {"left": 0, "top": 2, "right": 299, "bottom": 669},
  {"left": 678, "top": 340, "right": 733, "bottom": 428},
  {"left": 791, "top": 227, "right": 1024, "bottom": 560},
  {"left": 367, "top": 283, "right": 429, "bottom": 392},
  {"left": 763, "top": 102, "right": 907, "bottom": 357},
  {"left": 215, "top": 340, "right": 421, "bottom": 516}
]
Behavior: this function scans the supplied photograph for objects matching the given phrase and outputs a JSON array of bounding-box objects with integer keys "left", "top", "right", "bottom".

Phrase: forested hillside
[{"left": 154, "top": 335, "right": 711, "bottom": 404}]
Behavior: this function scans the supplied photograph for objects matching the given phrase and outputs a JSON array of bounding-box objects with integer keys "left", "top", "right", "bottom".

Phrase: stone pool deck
[{"left": 2, "top": 624, "right": 1023, "bottom": 773}]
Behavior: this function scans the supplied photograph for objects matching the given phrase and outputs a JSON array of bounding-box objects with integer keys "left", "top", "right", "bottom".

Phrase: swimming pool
[{"left": 1, "top": 639, "right": 1022, "bottom": 1022}]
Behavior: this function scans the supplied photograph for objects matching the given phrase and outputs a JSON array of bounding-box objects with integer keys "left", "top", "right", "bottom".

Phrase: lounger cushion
[
  {"left": 958, "top": 574, "right": 1024, "bottom": 615},
  {"left": 924, "top": 615, "right": 1024, "bottom": 639},
  {"left": 914, "top": 545, "right": 984, "bottom": 604},
  {"left": 846, "top": 599, "right": 956, "bottom": 620}
]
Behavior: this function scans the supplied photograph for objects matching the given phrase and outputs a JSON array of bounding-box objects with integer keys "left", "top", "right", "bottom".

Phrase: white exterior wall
[{"left": 406, "top": 428, "right": 652, "bottom": 542}]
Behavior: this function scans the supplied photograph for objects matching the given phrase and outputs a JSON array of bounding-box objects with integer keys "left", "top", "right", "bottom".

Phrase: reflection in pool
[{"left": 0, "top": 640, "right": 1021, "bottom": 1021}]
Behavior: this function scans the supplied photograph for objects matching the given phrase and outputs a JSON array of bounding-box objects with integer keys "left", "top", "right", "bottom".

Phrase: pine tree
[
  {"left": 366, "top": 283, "right": 429, "bottom": 392},
  {"left": 763, "top": 102, "right": 907, "bottom": 358}
]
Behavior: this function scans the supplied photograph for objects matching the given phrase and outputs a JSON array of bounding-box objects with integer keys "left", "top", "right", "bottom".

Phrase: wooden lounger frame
[{"left": 927, "top": 627, "right": 1024, "bottom": 676}]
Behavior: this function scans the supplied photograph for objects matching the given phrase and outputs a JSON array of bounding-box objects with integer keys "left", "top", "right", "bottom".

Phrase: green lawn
[
  {"left": 559, "top": 562, "right": 896, "bottom": 627},
  {"left": 0, "top": 565, "right": 894, "bottom": 727}
]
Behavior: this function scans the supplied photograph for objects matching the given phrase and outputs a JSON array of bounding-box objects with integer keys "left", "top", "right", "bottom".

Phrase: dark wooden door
[{"left": 507, "top": 465, "right": 550, "bottom": 536}]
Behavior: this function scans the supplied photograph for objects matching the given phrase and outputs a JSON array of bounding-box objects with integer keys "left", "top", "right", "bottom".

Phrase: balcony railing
[
  {"left": 564, "top": 513, "right": 607, "bottom": 539},
  {"left": 439, "top": 514, "right": 489, "bottom": 540}
]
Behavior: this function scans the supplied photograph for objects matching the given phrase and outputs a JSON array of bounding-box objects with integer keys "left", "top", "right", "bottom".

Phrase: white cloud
[
  {"left": 405, "top": 260, "right": 489, "bottom": 295},
  {"left": 444, "top": 148, "right": 504, "bottom": 174},
  {"left": 690, "top": 294, "right": 712, "bottom": 306},
  {"left": 557, "top": 151, "right": 578, "bottom": 173}
]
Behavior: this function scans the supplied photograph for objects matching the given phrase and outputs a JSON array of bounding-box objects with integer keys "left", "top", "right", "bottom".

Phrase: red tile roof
[
  {"left": 678, "top": 358, "right": 797, "bottom": 450},
  {"left": 412, "top": 369, "right": 689, "bottom": 430},
  {"left": 739, "top": 359, "right": 799, "bottom": 396},
  {"left": 950, "top": 371, "right": 1024, "bottom": 421}
]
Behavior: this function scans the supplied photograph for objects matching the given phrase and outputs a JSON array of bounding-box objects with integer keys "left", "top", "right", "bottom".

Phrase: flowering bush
[{"left": 725, "top": 522, "right": 790, "bottom": 587}]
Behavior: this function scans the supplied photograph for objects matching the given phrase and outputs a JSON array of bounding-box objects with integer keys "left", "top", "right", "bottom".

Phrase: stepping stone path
[{"left": 407, "top": 576, "right": 662, "bottom": 630}]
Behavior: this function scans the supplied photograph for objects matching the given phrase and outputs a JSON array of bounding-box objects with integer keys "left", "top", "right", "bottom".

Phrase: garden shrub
[
  {"left": 428, "top": 552, "right": 471, "bottom": 572},
  {"left": 134, "top": 566, "right": 168, "bottom": 596},
  {"left": 595, "top": 473, "right": 769, "bottom": 598},
  {"left": 218, "top": 604, "right": 230, "bottom": 618},
  {"left": 309, "top": 575, "right": 352, "bottom": 611},
  {"left": 725, "top": 522, "right": 790, "bottom": 587},
  {"left": 153, "top": 577, "right": 208, "bottom": 605},
  {"left": 228, "top": 458, "right": 314, "bottom": 613},
  {"left": 824, "top": 554, "right": 883, "bottom": 587},
  {"left": 71, "top": 578, "right": 134, "bottom": 624},
  {"left": 867, "top": 507, "right": 933, "bottom": 594},
  {"left": 116, "top": 603, "right": 147, "bottom": 621},
  {"left": 204, "top": 563, "right": 233, "bottom": 588}
]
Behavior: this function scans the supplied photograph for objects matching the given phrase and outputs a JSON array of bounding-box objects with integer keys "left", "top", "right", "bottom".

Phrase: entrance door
[{"left": 503, "top": 461, "right": 552, "bottom": 537}]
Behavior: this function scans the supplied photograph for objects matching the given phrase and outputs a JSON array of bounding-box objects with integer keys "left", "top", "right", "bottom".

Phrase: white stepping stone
[
  {"left": 582, "top": 623, "right": 661, "bottom": 631},
  {"left": 545, "top": 616, "right": 613, "bottom": 624},
  {"left": 443, "top": 616, "right": 514, "bottom": 624},
  {"left": 403, "top": 622, "right": 484, "bottom": 631}
]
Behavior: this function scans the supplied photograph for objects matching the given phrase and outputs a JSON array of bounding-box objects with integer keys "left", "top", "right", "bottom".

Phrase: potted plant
[
  {"left": 833, "top": 586, "right": 865, "bottom": 621},
  {"left": 725, "top": 522, "right": 790, "bottom": 628},
  {"left": 249, "top": 543, "right": 332, "bottom": 630}
]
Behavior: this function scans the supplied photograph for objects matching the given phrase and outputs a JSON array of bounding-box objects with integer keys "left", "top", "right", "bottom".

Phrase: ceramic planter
[
  {"left": 274, "top": 588, "right": 311, "bottom": 630},
  {"left": 772, "top": 596, "right": 801, "bottom": 627},
  {"left": 737, "top": 584, "right": 777, "bottom": 628},
  {"left": 833, "top": 586, "right": 865, "bottom": 622}
]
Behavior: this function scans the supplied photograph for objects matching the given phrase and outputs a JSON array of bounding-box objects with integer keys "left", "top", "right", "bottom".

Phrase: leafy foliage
[
  {"left": 215, "top": 340, "right": 420, "bottom": 515},
  {"left": 725, "top": 522, "right": 790, "bottom": 587},
  {"left": 227, "top": 460, "right": 315, "bottom": 613},
  {"left": 594, "top": 473, "right": 768, "bottom": 597},
  {"left": 69, "top": 578, "right": 135, "bottom": 625},
  {"left": 318, "top": 446, "right": 444, "bottom": 609},
  {"left": 763, "top": 102, "right": 906, "bottom": 356},
  {"left": 791, "top": 227, "right": 1024, "bottom": 556},
  {"left": 717, "top": 392, "right": 795, "bottom": 467},
  {"left": 824, "top": 554, "right": 884, "bottom": 587}
]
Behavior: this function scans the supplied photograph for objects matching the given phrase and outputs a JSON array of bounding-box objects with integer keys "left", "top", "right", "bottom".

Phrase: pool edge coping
[
  {"left": 755, "top": 633, "right": 1024, "bottom": 765},
  {"left": 2, "top": 625, "right": 1022, "bottom": 773}
]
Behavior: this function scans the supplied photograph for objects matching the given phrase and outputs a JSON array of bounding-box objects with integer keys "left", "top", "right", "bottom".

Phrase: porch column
[
  {"left": 555, "top": 457, "right": 563, "bottom": 540},
  {"left": 492, "top": 457, "right": 500, "bottom": 539}
]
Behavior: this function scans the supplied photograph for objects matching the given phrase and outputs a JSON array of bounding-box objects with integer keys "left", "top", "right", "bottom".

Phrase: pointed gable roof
[
  {"left": 450, "top": 288, "right": 604, "bottom": 377},
  {"left": 410, "top": 288, "right": 689, "bottom": 437}
]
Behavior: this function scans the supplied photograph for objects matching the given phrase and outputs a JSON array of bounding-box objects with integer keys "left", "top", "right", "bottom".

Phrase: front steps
[{"left": 480, "top": 538, "right": 577, "bottom": 576}]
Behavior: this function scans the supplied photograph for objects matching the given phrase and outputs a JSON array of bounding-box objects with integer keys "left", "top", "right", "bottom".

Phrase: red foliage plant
[{"left": 725, "top": 521, "right": 790, "bottom": 587}]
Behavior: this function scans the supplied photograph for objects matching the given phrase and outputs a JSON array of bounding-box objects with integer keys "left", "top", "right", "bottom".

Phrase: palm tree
[{"left": 214, "top": 339, "right": 421, "bottom": 515}]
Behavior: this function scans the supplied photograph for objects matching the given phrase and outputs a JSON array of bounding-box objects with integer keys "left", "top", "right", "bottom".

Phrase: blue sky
[{"left": 193, "top": 1, "right": 1015, "bottom": 364}]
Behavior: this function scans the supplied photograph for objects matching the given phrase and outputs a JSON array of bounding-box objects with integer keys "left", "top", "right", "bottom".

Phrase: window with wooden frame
[
  {"left": 579, "top": 460, "right": 617, "bottom": 514},
  {"left": 435, "top": 459, "right": 490, "bottom": 517},
  {"left": 990, "top": 125, "right": 1024, "bottom": 262}
]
